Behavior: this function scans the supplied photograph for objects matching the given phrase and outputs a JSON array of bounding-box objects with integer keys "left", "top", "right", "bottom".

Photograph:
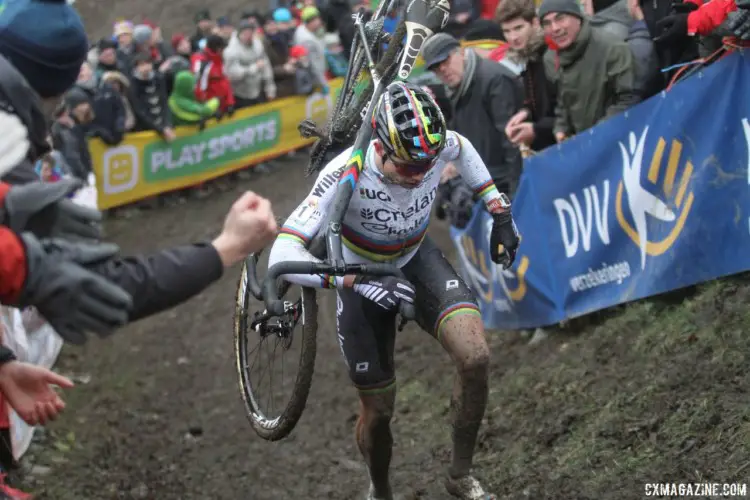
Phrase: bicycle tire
[{"left": 234, "top": 259, "right": 319, "bottom": 441}]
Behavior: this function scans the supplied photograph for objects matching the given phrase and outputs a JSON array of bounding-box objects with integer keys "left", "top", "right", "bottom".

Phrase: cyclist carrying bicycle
[{"left": 268, "top": 81, "right": 519, "bottom": 500}]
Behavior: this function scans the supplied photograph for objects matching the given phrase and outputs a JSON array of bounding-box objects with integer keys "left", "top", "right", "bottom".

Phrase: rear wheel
[{"left": 234, "top": 260, "right": 319, "bottom": 441}]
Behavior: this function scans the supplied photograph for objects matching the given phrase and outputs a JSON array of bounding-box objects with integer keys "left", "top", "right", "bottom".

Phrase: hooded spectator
[
  {"left": 100, "top": 71, "right": 135, "bottom": 134},
  {"left": 161, "top": 34, "right": 193, "bottom": 95},
  {"left": 128, "top": 52, "right": 175, "bottom": 141},
  {"left": 497, "top": 0, "right": 558, "bottom": 151},
  {"left": 192, "top": 34, "right": 236, "bottom": 115},
  {"left": 169, "top": 70, "right": 220, "bottom": 127},
  {"left": 84, "top": 69, "right": 129, "bottom": 146},
  {"left": 224, "top": 19, "right": 277, "bottom": 108},
  {"left": 540, "top": 0, "right": 639, "bottom": 140},
  {"left": 293, "top": 7, "right": 329, "bottom": 94},
  {"left": 191, "top": 9, "right": 214, "bottom": 52},
  {"left": 0, "top": 0, "right": 89, "bottom": 185},
  {"left": 423, "top": 32, "right": 524, "bottom": 196},
  {"left": 51, "top": 87, "right": 94, "bottom": 182}
]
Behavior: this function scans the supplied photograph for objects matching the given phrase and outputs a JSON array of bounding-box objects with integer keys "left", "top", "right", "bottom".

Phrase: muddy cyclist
[{"left": 268, "top": 81, "right": 519, "bottom": 500}]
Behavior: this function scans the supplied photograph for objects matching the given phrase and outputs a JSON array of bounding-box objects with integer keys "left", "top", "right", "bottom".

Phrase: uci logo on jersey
[{"left": 359, "top": 188, "right": 392, "bottom": 202}]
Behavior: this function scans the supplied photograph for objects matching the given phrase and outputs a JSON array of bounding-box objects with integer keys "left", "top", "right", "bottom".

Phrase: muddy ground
[{"left": 14, "top": 153, "right": 750, "bottom": 500}]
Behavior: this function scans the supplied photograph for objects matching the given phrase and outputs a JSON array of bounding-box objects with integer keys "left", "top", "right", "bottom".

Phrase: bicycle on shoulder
[{"left": 233, "top": 1, "right": 520, "bottom": 499}]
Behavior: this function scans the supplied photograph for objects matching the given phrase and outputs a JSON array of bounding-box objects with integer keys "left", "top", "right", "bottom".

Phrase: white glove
[{"left": 0, "top": 110, "right": 30, "bottom": 177}]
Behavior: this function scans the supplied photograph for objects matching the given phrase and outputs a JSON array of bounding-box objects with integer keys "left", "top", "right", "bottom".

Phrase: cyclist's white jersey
[{"left": 267, "top": 130, "right": 505, "bottom": 289}]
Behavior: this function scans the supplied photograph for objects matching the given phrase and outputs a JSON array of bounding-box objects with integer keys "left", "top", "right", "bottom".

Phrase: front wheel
[{"left": 234, "top": 259, "right": 318, "bottom": 441}]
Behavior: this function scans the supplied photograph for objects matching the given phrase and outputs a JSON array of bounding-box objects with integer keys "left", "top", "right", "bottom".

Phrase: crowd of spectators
[
  {"left": 40, "top": 0, "right": 747, "bottom": 212},
  {"left": 425, "top": 0, "right": 746, "bottom": 227},
  {"left": 51, "top": 5, "right": 361, "bottom": 206}
]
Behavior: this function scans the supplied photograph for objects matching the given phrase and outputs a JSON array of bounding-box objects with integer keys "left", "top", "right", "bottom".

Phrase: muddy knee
[{"left": 456, "top": 342, "right": 489, "bottom": 377}]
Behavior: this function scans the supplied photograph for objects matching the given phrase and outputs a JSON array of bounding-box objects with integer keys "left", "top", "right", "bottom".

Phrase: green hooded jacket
[{"left": 168, "top": 71, "right": 220, "bottom": 125}]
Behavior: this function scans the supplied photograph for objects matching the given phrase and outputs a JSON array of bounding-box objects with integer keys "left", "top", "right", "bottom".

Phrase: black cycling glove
[
  {"left": 490, "top": 208, "right": 520, "bottom": 270},
  {"left": 0, "top": 178, "right": 102, "bottom": 241},
  {"left": 11, "top": 233, "right": 133, "bottom": 345},
  {"left": 352, "top": 275, "right": 416, "bottom": 311}
]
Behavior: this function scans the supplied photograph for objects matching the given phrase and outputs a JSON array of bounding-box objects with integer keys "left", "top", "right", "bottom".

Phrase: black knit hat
[{"left": 538, "top": 0, "right": 584, "bottom": 20}]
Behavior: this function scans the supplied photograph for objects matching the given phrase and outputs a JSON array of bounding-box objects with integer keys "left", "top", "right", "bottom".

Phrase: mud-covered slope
[{"left": 14, "top": 156, "right": 750, "bottom": 499}]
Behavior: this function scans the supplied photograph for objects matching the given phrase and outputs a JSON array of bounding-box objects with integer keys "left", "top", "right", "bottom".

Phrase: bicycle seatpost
[{"left": 398, "top": 0, "right": 451, "bottom": 79}]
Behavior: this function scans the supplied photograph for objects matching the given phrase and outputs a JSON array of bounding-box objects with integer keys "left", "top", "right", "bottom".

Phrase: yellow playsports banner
[
  {"left": 89, "top": 79, "right": 344, "bottom": 209},
  {"left": 89, "top": 39, "right": 503, "bottom": 209}
]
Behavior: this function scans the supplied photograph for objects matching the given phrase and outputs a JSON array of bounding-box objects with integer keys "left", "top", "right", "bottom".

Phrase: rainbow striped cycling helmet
[{"left": 372, "top": 81, "right": 446, "bottom": 165}]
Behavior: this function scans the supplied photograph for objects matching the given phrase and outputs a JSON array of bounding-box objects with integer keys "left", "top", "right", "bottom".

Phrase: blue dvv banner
[{"left": 451, "top": 50, "right": 750, "bottom": 330}]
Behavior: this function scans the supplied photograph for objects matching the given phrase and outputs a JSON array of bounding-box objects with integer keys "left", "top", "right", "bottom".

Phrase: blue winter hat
[{"left": 0, "top": 0, "right": 88, "bottom": 98}]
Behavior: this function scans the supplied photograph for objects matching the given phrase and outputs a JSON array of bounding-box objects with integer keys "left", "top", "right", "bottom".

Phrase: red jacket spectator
[
  {"left": 0, "top": 184, "right": 26, "bottom": 305},
  {"left": 191, "top": 35, "right": 235, "bottom": 112},
  {"left": 686, "top": 0, "right": 736, "bottom": 35}
]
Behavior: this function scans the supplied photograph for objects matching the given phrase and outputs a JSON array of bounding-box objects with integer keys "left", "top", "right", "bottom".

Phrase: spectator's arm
[{"left": 604, "top": 42, "right": 641, "bottom": 118}]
